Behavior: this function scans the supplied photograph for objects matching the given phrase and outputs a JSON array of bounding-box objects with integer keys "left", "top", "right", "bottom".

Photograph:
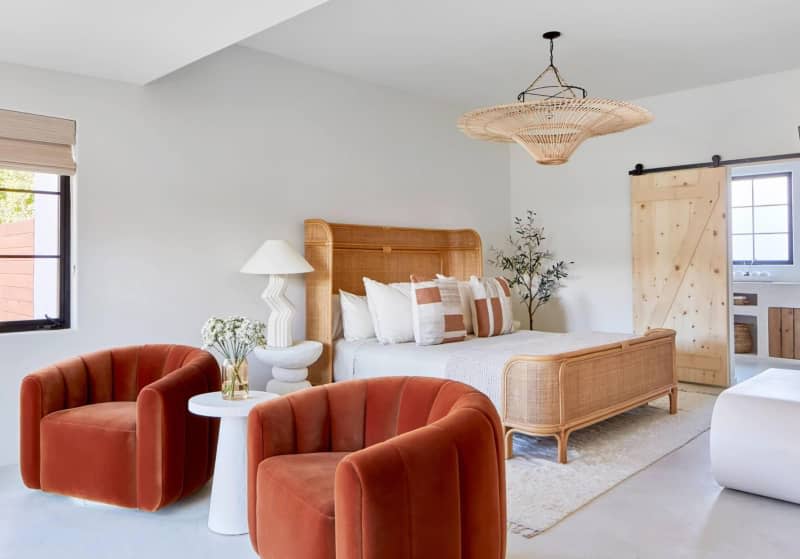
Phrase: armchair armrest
[
  {"left": 137, "top": 356, "right": 219, "bottom": 511},
  {"left": 334, "top": 405, "right": 506, "bottom": 559},
  {"left": 20, "top": 358, "right": 90, "bottom": 488}
]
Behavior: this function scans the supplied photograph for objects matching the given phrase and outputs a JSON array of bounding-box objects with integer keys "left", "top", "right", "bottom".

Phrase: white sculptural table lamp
[{"left": 240, "top": 240, "right": 313, "bottom": 348}]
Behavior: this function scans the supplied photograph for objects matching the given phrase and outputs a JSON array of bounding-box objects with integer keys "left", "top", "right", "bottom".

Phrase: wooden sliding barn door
[{"left": 631, "top": 167, "right": 730, "bottom": 387}]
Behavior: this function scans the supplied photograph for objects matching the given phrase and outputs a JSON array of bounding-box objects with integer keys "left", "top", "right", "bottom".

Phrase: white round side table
[
  {"left": 254, "top": 340, "right": 323, "bottom": 395},
  {"left": 188, "top": 390, "right": 278, "bottom": 535}
]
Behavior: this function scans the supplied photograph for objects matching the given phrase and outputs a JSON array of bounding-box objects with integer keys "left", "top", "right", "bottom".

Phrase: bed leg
[
  {"left": 557, "top": 431, "right": 570, "bottom": 464},
  {"left": 669, "top": 386, "right": 678, "bottom": 415},
  {"left": 504, "top": 428, "right": 514, "bottom": 459}
]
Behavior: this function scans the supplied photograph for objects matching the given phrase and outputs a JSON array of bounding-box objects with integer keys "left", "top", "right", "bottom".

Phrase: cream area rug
[{"left": 506, "top": 388, "right": 717, "bottom": 537}]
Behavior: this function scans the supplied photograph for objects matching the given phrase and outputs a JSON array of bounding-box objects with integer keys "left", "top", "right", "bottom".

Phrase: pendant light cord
[{"left": 517, "top": 31, "right": 587, "bottom": 101}]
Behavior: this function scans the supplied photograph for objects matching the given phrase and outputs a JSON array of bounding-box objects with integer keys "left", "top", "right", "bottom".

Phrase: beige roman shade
[{"left": 0, "top": 108, "right": 76, "bottom": 176}]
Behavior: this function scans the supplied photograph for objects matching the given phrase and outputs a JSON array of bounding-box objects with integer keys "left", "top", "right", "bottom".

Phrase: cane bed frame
[
  {"left": 502, "top": 329, "right": 677, "bottom": 463},
  {"left": 304, "top": 218, "right": 678, "bottom": 463}
]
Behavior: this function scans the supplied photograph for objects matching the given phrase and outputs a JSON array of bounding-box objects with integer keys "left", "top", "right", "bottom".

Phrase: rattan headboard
[{"left": 304, "top": 218, "right": 483, "bottom": 385}]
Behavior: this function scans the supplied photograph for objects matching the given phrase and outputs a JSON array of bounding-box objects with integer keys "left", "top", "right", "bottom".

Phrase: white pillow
[
  {"left": 437, "top": 274, "right": 476, "bottom": 335},
  {"left": 331, "top": 294, "right": 343, "bottom": 339},
  {"left": 389, "top": 282, "right": 411, "bottom": 298},
  {"left": 339, "top": 290, "right": 375, "bottom": 341},
  {"left": 363, "top": 277, "right": 414, "bottom": 344}
]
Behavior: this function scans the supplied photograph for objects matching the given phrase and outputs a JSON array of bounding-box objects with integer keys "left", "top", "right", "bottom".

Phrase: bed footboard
[{"left": 502, "top": 329, "right": 677, "bottom": 464}]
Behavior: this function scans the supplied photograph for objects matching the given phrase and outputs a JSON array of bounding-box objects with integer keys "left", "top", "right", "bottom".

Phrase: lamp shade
[{"left": 240, "top": 240, "right": 313, "bottom": 275}]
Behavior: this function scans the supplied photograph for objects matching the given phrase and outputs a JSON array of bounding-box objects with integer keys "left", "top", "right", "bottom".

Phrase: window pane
[
  {"left": 731, "top": 179, "right": 752, "bottom": 207},
  {"left": 731, "top": 207, "right": 753, "bottom": 234},
  {"left": 0, "top": 191, "right": 59, "bottom": 255},
  {"left": 31, "top": 172, "right": 60, "bottom": 192},
  {"left": 0, "top": 189, "right": 34, "bottom": 225},
  {"left": 0, "top": 257, "right": 60, "bottom": 321},
  {"left": 0, "top": 169, "right": 59, "bottom": 193},
  {"left": 753, "top": 205, "right": 789, "bottom": 234},
  {"left": 32, "top": 258, "right": 60, "bottom": 318},
  {"left": 0, "top": 168, "right": 32, "bottom": 190},
  {"left": 753, "top": 176, "right": 789, "bottom": 206},
  {"left": 732, "top": 234, "right": 753, "bottom": 262},
  {"left": 754, "top": 233, "right": 790, "bottom": 262}
]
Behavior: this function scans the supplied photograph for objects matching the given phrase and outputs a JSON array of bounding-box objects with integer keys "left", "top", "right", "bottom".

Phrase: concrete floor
[
  {"left": 509, "top": 431, "right": 800, "bottom": 559},
  {"left": 2, "top": 432, "right": 799, "bottom": 558}
]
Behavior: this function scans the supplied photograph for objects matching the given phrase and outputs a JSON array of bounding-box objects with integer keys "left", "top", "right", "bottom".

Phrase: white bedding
[{"left": 333, "top": 330, "right": 633, "bottom": 408}]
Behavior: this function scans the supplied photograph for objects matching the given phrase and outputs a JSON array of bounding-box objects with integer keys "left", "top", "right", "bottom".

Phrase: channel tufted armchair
[
  {"left": 20, "top": 344, "right": 220, "bottom": 510},
  {"left": 247, "top": 376, "right": 506, "bottom": 559}
]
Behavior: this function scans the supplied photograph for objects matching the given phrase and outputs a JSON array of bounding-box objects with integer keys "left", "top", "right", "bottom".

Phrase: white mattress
[{"left": 333, "top": 330, "right": 633, "bottom": 408}]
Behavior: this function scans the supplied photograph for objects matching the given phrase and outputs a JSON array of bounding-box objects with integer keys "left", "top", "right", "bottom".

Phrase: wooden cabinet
[{"left": 768, "top": 307, "right": 800, "bottom": 359}]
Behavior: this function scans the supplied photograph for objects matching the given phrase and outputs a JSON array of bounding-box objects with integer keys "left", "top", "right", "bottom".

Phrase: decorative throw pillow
[
  {"left": 410, "top": 276, "right": 467, "bottom": 346},
  {"left": 339, "top": 290, "right": 375, "bottom": 341},
  {"left": 437, "top": 274, "right": 476, "bottom": 335},
  {"left": 469, "top": 276, "right": 513, "bottom": 337},
  {"left": 363, "top": 277, "right": 414, "bottom": 344}
]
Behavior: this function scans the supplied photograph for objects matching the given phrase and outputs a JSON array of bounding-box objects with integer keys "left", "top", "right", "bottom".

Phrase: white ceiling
[
  {"left": 242, "top": 0, "right": 800, "bottom": 107},
  {"left": 0, "top": 0, "right": 328, "bottom": 84}
]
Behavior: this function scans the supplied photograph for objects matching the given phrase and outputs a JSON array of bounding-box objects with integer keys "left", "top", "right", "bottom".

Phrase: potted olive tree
[{"left": 490, "top": 210, "right": 570, "bottom": 330}]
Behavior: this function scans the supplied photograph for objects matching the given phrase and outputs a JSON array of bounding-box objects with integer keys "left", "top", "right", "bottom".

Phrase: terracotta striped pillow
[
  {"left": 410, "top": 275, "right": 467, "bottom": 346},
  {"left": 469, "top": 276, "right": 513, "bottom": 337}
]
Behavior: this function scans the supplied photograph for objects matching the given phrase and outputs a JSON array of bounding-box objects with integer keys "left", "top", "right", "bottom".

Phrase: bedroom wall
[
  {"left": 509, "top": 67, "right": 800, "bottom": 334},
  {"left": 0, "top": 46, "right": 509, "bottom": 465}
]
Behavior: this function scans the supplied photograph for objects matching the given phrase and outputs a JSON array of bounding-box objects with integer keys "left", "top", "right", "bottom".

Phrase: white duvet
[{"left": 334, "top": 330, "right": 633, "bottom": 408}]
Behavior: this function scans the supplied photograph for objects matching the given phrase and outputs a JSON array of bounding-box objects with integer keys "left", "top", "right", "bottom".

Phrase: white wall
[
  {"left": 510, "top": 68, "right": 800, "bottom": 334},
  {"left": 0, "top": 46, "right": 509, "bottom": 465}
]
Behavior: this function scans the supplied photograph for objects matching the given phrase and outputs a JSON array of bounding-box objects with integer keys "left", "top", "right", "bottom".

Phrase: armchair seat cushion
[
  {"left": 40, "top": 402, "right": 137, "bottom": 507},
  {"left": 256, "top": 452, "right": 349, "bottom": 559}
]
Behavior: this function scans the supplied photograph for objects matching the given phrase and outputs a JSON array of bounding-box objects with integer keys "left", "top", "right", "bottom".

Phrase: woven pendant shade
[
  {"left": 458, "top": 98, "right": 652, "bottom": 165},
  {"left": 458, "top": 31, "right": 652, "bottom": 165}
]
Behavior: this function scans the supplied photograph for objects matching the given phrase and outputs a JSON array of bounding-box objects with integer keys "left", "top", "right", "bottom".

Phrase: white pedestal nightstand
[
  {"left": 188, "top": 390, "right": 278, "bottom": 535},
  {"left": 253, "top": 340, "right": 323, "bottom": 395}
]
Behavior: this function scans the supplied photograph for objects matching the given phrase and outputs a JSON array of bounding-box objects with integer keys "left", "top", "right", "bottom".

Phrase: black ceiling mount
[{"left": 517, "top": 30, "right": 587, "bottom": 102}]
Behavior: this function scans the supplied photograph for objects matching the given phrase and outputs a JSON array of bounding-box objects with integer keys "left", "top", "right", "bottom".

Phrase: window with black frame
[
  {"left": 731, "top": 172, "right": 793, "bottom": 265},
  {"left": 0, "top": 169, "right": 70, "bottom": 333}
]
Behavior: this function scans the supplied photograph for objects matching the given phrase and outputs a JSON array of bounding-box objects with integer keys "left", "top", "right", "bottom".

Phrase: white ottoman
[{"left": 710, "top": 368, "right": 800, "bottom": 503}]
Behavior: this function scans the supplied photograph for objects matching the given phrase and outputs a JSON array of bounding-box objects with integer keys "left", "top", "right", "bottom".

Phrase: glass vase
[{"left": 221, "top": 358, "right": 249, "bottom": 400}]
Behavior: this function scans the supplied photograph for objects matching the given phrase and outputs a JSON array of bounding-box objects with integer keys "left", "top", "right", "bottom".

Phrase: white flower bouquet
[{"left": 201, "top": 316, "right": 266, "bottom": 399}]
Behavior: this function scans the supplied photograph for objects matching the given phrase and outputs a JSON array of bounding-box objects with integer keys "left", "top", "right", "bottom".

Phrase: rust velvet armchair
[
  {"left": 247, "top": 376, "right": 506, "bottom": 559},
  {"left": 20, "top": 344, "right": 220, "bottom": 511}
]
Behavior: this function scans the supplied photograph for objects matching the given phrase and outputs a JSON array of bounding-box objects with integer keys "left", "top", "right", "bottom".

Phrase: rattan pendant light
[{"left": 458, "top": 31, "right": 653, "bottom": 165}]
